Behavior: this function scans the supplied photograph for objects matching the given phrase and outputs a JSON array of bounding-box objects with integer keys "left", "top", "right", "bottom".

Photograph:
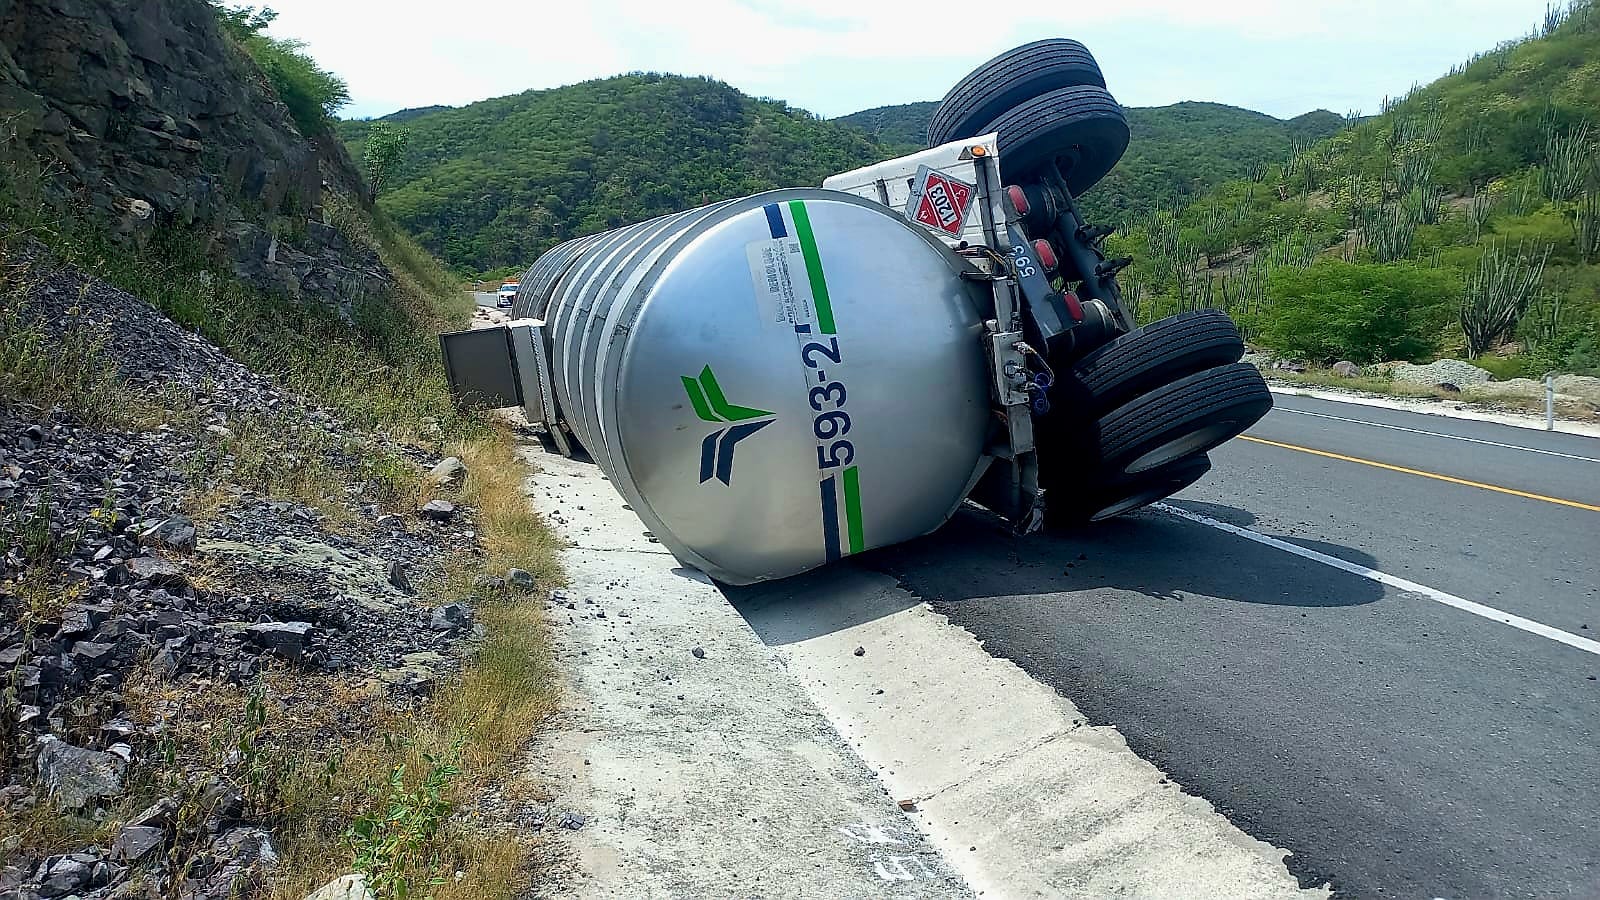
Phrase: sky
[{"left": 263, "top": 0, "right": 1558, "bottom": 122}]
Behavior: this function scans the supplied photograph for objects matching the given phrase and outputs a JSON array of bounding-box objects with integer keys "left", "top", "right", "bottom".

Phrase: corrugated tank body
[{"left": 524, "top": 189, "right": 992, "bottom": 584}]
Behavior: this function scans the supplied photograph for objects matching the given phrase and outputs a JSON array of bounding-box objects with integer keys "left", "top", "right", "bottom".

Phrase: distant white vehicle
[{"left": 496, "top": 282, "right": 519, "bottom": 308}]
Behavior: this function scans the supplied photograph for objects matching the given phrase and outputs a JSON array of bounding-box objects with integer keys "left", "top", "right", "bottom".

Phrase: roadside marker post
[{"left": 1546, "top": 374, "right": 1555, "bottom": 431}]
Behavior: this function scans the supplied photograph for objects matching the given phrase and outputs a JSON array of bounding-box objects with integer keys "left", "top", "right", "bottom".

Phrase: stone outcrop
[{"left": 0, "top": 0, "right": 388, "bottom": 314}]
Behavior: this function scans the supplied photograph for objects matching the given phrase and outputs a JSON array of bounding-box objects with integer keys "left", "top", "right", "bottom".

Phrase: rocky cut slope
[
  {"left": 0, "top": 0, "right": 383, "bottom": 314},
  {"left": 0, "top": 0, "right": 559, "bottom": 896},
  {"left": 0, "top": 248, "right": 493, "bottom": 900}
]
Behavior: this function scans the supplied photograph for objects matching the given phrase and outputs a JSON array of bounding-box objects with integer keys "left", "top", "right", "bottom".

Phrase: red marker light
[
  {"left": 1032, "top": 240, "right": 1059, "bottom": 272},
  {"left": 1006, "top": 185, "right": 1030, "bottom": 217}
]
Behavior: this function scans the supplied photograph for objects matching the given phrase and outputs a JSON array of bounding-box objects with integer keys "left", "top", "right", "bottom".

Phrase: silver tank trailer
[{"left": 516, "top": 189, "right": 993, "bottom": 584}]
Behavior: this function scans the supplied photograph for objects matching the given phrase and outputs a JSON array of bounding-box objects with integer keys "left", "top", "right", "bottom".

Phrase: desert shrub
[{"left": 1254, "top": 259, "right": 1458, "bottom": 362}]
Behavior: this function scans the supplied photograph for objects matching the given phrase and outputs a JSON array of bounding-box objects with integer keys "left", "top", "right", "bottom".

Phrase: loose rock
[
  {"left": 246, "top": 622, "right": 315, "bottom": 660},
  {"left": 429, "top": 603, "right": 472, "bottom": 634},
  {"left": 427, "top": 456, "right": 467, "bottom": 488},
  {"left": 304, "top": 874, "right": 377, "bottom": 900},
  {"left": 419, "top": 499, "right": 455, "bottom": 521},
  {"left": 386, "top": 560, "right": 413, "bottom": 595},
  {"left": 124, "top": 555, "right": 187, "bottom": 587},
  {"left": 36, "top": 738, "right": 127, "bottom": 810},
  {"left": 141, "top": 514, "right": 197, "bottom": 551},
  {"left": 111, "top": 824, "right": 165, "bottom": 863}
]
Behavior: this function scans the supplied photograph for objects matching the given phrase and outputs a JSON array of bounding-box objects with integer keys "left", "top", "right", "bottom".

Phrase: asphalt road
[{"left": 872, "top": 391, "right": 1600, "bottom": 899}]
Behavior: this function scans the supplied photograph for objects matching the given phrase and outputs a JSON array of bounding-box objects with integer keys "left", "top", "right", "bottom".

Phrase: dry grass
[
  {"left": 0, "top": 288, "right": 154, "bottom": 430},
  {"left": 264, "top": 428, "right": 559, "bottom": 899}
]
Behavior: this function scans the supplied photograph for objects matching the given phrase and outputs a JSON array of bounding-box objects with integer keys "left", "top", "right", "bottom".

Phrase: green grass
[{"left": 1471, "top": 353, "right": 1533, "bottom": 380}]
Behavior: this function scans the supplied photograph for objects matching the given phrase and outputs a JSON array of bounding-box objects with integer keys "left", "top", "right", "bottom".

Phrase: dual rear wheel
[
  {"left": 930, "top": 39, "right": 1131, "bottom": 191},
  {"left": 935, "top": 44, "right": 1269, "bottom": 524},
  {"left": 1041, "top": 311, "right": 1272, "bottom": 524}
]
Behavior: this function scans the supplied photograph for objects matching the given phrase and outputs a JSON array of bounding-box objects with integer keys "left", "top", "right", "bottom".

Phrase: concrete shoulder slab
[
  {"left": 733, "top": 565, "right": 1329, "bottom": 900},
  {"left": 522, "top": 450, "right": 971, "bottom": 898}
]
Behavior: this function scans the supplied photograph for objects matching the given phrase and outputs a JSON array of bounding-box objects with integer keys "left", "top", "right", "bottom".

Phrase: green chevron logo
[{"left": 681, "top": 366, "right": 775, "bottom": 485}]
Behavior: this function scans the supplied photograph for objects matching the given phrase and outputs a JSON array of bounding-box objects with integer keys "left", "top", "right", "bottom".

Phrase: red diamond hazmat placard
[{"left": 905, "top": 165, "right": 975, "bottom": 237}]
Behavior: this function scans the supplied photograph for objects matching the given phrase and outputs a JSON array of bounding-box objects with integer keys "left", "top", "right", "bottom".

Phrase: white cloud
[{"left": 262, "top": 0, "right": 1554, "bottom": 119}]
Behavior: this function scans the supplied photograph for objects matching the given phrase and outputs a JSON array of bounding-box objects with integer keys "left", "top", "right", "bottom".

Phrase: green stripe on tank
[
  {"left": 842, "top": 464, "right": 864, "bottom": 555},
  {"left": 787, "top": 200, "right": 836, "bottom": 335}
]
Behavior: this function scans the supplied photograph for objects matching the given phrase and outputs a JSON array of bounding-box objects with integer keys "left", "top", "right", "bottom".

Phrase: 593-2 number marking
[{"left": 802, "top": 337, "right": 853, "bottom": 469}]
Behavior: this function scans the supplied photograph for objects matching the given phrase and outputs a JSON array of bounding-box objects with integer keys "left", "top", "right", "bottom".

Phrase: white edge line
[
  {"left": 1266, "top": 385, "right": 1600, "bottom": 439},
  {"left": 1153, "top": 503, "right": 1600, "bottom": 658},
  {"left": 1273, "top": 407, "right": 1600, "bottom": 463}
]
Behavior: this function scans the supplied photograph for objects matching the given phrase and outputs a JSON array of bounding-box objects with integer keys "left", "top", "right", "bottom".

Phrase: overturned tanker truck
[{"left": 441, "top": 39, "right": 1272, "bottom": 585}]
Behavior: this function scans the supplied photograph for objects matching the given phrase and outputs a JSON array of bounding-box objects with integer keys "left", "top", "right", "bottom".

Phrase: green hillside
[
  {"left": 1093, "top": 103, "right": 1344, "bottom": 224},
  {"left": 339, "top": 79, "right": 1342, "bottom": 276},
  {"left": 828, "top": 100, "right": 1344, "bottom": 225},
  {"left": 337, "top": 74, "right": 898, "bottom": 273},
  {"left": 833, "top": 101, "right": 939, "bottom": 152},
  {"left": 1109, "top": 0, "right": 1600, "bottom": 375}
]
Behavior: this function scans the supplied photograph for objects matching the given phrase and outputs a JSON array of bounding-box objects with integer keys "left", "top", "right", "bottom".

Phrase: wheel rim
[
  {"left": 1125, "top": 421, "right": 1239, "bottom": 474},
  {"left": 1088, "top": 488, "right": 1167, "bottom": 522}
]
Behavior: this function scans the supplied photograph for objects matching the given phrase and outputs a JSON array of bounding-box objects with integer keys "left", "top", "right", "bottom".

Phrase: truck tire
[
  {"left": 1087, "top": 453, "right": 1211, "bottom": 521},
  {"left": 1097, "top": 362, "right": 1271, "bottom": 475},
  {"left": 979, "top": 85, "right": 1130, "bottom": 193},
  {"left": 928, "top": 39, "right": 1105, "bottom": 147},
  {"left": 1052, "top": 453, "right": 1211, "bottom": 526},
  {"left": 1071, "top": 310, "right": 1245, "bottom": 414}
]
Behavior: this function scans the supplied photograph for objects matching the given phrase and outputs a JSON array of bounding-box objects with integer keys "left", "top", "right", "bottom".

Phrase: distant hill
[
  {"left": 828, "top": 99, "right": 1345, "bottom": 224},
  {"left": 338, "top": 78, "right": 1341, "bottom": 275},
  {"left": 379, "top": 105, "right": 452, "bottom": 123},
  {"left": 833, "top": 101, "right": 939, "bottom": 152},
  {"left": 336, "top": 74, "right": 898, "bottom": 273}
]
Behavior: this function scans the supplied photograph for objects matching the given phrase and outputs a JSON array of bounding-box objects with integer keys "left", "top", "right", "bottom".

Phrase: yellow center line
[{"left": 1237, "top": 434, "right": 1600, "bottom": 513}]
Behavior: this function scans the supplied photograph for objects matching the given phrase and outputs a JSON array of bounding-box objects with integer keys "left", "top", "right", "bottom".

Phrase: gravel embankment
[{"left": 1, "top": 259, "right": 501, "bottom": 899}]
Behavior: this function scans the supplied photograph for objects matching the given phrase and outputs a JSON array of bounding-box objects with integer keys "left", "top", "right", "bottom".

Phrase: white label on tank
[{"left": 746, "top": 238, "right": 815, "bottom": 328}]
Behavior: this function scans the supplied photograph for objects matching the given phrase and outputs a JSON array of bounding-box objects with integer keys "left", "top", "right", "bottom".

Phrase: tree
[
  {"left": 207, "top": 2, "right": 348, "bottom": 136},
  {"left": 208, "top": 1, "right": 275, "bottom": 40},
  {"left": 1257, "top": 259, "right": 1458, "bottom": 362},
  {"left": 362, "top": 123, "right": 410, "bottom": 197}
]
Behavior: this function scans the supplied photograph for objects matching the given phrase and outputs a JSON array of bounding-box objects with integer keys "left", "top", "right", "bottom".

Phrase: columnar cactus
[{"left": 1460, "top": 241, "right": 1552, "bottom": 356}]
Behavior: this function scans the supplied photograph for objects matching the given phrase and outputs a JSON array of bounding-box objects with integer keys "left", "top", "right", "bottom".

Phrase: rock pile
[{"left": 1379, "top": 358, "right": 1496, "bottom": 387}]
